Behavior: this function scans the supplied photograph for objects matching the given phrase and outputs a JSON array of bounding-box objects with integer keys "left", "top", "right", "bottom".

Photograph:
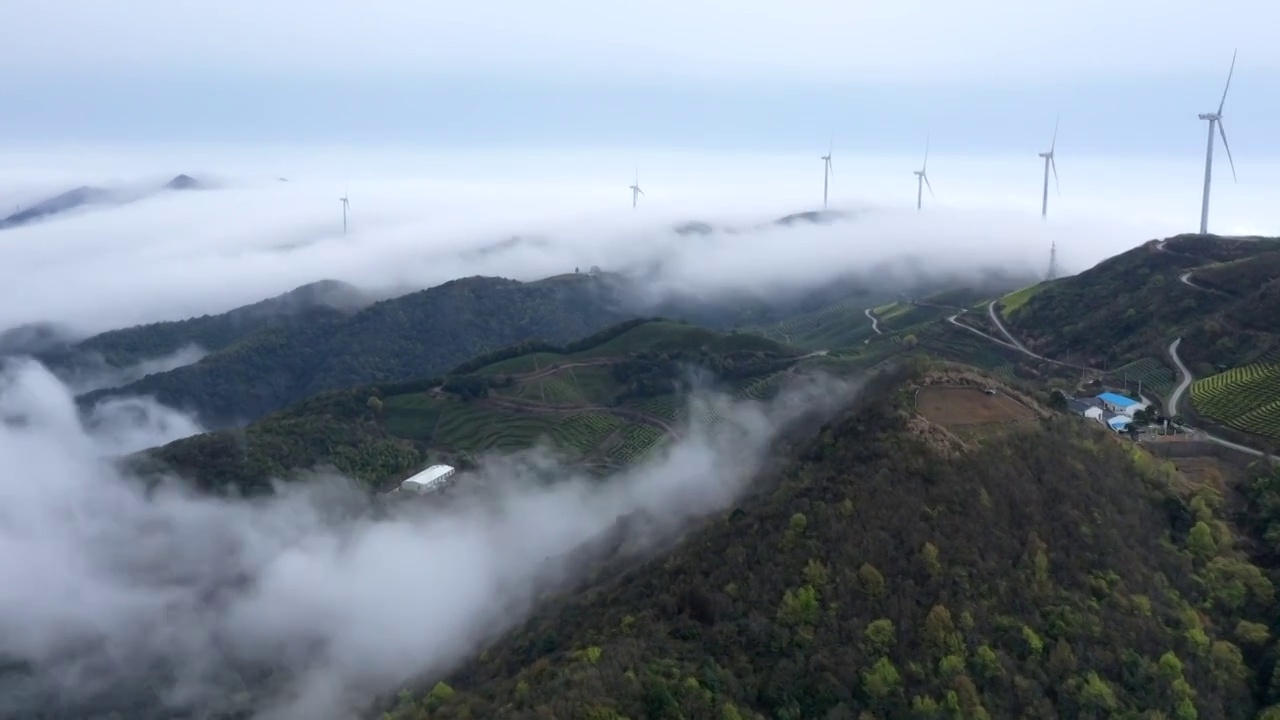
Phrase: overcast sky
[{"left": 1, "top": 0, "right": 1275, "bottom": 154}]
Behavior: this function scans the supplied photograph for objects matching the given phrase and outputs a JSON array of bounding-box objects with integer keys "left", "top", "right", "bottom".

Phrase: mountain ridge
[
  {"left": 0, "top": 174, "right": 206, "bottom": 230},
  {"left": 135, "top": 317, "right": 827, "bottom": 494}
]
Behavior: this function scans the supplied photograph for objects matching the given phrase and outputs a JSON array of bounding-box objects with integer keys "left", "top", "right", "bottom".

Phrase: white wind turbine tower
[
  {"left": 629, "top": 168, "right": 644, "bottom": 209},
  {"left": 820, "top": 135, "right": 834, "bottom": 209},
  {"left": 1197, "top": 49, "right": 1239, "bottom": 235},
  {"left": 339, "top": 191, "right": 350, "bottom": 235},
  {"left": 1039, "top": 116, "right": 1060, "bottom": 218},
  {"left": 1039, "top": 117, "right": 1062, "bottom": 280},
  {"left": 913, "top": 136, "right": 934, "bottom": 211}
]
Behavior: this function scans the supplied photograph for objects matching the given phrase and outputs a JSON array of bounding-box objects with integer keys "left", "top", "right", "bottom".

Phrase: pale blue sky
[
  {"left": 0, "top": 0, "right": 1274, "bottom": 155},
  {"left": 5, "top": 71, "right": 1280, "bottom": 157}
]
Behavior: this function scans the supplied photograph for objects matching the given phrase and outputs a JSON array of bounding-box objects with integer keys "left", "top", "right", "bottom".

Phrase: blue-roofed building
[{"left": 1097, "top": 392, "right": 1146, "bottom": 415}]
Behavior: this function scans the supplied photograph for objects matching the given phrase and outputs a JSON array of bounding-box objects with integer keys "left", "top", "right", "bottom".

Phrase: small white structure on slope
[
  {"left": 1067, "top": 398, "right": 1104, "bottom": 421},
  {"left": 401, "top": 464, "right": 456, "bottom": 495}
]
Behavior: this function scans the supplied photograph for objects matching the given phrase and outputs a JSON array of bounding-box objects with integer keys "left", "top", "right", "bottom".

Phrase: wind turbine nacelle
[
  {"left": 1198, "top": 113, "right": 1219, "bottom": 121},
  {"left": 1038, "top": 151, "right": 1053, "bottom": 158}
]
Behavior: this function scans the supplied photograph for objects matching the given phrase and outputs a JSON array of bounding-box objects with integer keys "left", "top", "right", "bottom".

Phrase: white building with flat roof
[{"left": 401, "top": 464, "right": 456, "bottom": 494}]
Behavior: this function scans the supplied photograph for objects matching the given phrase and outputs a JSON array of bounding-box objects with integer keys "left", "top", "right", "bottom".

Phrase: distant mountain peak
[
  {"left": 0, "top": 185, "right": 112, "bottom": 230},
  {"left": 673, "top": 221, "right": 715, "bottom": 236},
  {"left": 773, "top": 209, "right": 847, "bottom": 226},
  {"left": 165, "top": 174, "right": 202, "bottom": 190}
]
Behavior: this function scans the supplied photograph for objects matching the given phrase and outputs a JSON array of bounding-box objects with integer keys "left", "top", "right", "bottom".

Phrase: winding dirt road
[
  {"left": 512, "top": 358, "right": 621, "bottom": 382},
  {"left": 945, "top": 307, "right": 1021, "bottom": 352},
  {"left": 986, "top": 301, "right": 1037, "bottom": 356},
  {"left": 1165, "top": 337, "right": 1193, "bottom": 415},
  {"left": 864, "top": 308, "right": 882, "bottom": 335},
  {"left": 1165, "top": 336, "right": 1268, "bottom": 458},
  {"left": 1177, "top": 271, "right": 1227, "bottom": 296}
]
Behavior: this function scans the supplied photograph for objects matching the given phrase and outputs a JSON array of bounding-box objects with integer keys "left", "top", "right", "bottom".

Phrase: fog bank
[
  {"left": 0, "top": 357, "right": 866, "bottom": 720},
  {"left": 1, "top": 146, "right": 1260, "bottom": 337}
]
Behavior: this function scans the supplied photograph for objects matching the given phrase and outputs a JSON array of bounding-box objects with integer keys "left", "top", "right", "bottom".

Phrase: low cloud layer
[
  {"left": 0, "top": 357, "right": 866, "bottom": 720},
  {"left": 1, "top": 145, "right": 1259, "bottom": 338},
  {"left": 59, "top": 344, "right": 208, "bottom": 395}
]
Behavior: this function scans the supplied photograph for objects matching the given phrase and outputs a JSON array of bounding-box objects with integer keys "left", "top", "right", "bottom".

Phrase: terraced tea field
[
  {"left": 430, "top": 403, "right": 564, "bottom": 453},
  {"left": 608, "top": 424, "right": 665, "bottom": 464},
  {"left": 875, "top": 303, "right": 957, "bottom": 337},
  {"left": 549, "top": 413, "right": 624, "bottom": 456},
  {"left": 736, "top": 372, "right": 786, "bottom": 401},
  {"left": 629, "top": 395, "right": 684, "bottom": 423},
  {"left": 758, "top": 300, "right": 875, "bottom": 348},
  {"left": 1190, "top": 362, "right": 1280, "bottom": 439},
  {"left": 1106, "top": 358, "right": 1175, "bottom": 400}
]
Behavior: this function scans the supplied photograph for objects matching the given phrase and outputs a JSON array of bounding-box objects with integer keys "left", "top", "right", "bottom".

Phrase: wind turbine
[
  {"left": 1197, "top": 49, "right": 1239, "bottom": 235},
  {"left": 913, "top": 136, "right": 934, "bottom": 211},
  {"left": 1039, "top": 117, "right": 1062, "bottom": 280},
  {"left": 1039, "top": 116, "right": 1060, "bottom": 218},
  {"left": 820, "top": 135, "right": 834, "bottom": 209},
  {"left": 629, "top": 168, "right": 644, "bottom": 209},
  {"left": 339, "top": 191, "right": 350, "bottom": 235}
]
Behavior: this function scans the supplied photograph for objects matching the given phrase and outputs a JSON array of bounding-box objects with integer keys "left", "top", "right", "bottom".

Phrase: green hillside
[
  {"left": 384, "top": 368, "right": 1272, "bottom": 720},
  {"left": 85, "top": 274, "right": 633, "bottom": 429},
  {"left": 1179, "top": 258, "right": 1280, "bottom": 382},
  {"left": 1194, "top": 250, "right": 1280, "bottom": 297},
  {"left": 142, "top": 320, "right": 826, "bottom": 494},
  {"left": 993, "top": 234, "right": 1280, "bottom": 439},
  {"left": 1003, "top": 234, "right": 1280, "bottom": 370},
  {"left": 997, "top": 282, "right": 1045, "bottom": 318}
]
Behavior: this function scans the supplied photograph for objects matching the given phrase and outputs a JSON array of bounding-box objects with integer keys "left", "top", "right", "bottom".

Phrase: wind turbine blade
[
  {"left": 1218, "top": 120, "right": 1238, "bottom": 182},
  {"left": 828, "top": 133, "right": 833, "bottom": 156},
  {"left": 1051, "top": 156, "right": 1060, "bottom": 196},
  {"left": 1050, "top": 114, "right": 1059, "bottom": 153},
  {"left": 924, "top": 174, "right": 935, "bottom": 198},
  {"left": 1218, "top": 49, "right": 1237, "bottom": 115},
  {"left": 638, "top": 187, "right": 645, "bottom": 196},
  {"left": 828, "top": 159, "right": 834, "bottom": 178},
  {"left": 923, "top": 135, "right": 930, "bottom": 171}
]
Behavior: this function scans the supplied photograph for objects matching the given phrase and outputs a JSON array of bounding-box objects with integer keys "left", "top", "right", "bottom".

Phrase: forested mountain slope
[
  {"left": 84, "top": 274, "right": 631, "bottom": 428},
  {"left": 386, "top": 369, "right": 1272, "bottom": 720}
]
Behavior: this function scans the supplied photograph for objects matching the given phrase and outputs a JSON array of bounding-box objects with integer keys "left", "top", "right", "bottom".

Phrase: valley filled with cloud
[{"left": 0, "top": 353, "right": 867, "bottom": 720}]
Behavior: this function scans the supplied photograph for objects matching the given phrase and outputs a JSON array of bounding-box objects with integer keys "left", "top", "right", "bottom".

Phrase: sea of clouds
[{"left": 1, "top": 144, "right": 1269, "bottom": 338}]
